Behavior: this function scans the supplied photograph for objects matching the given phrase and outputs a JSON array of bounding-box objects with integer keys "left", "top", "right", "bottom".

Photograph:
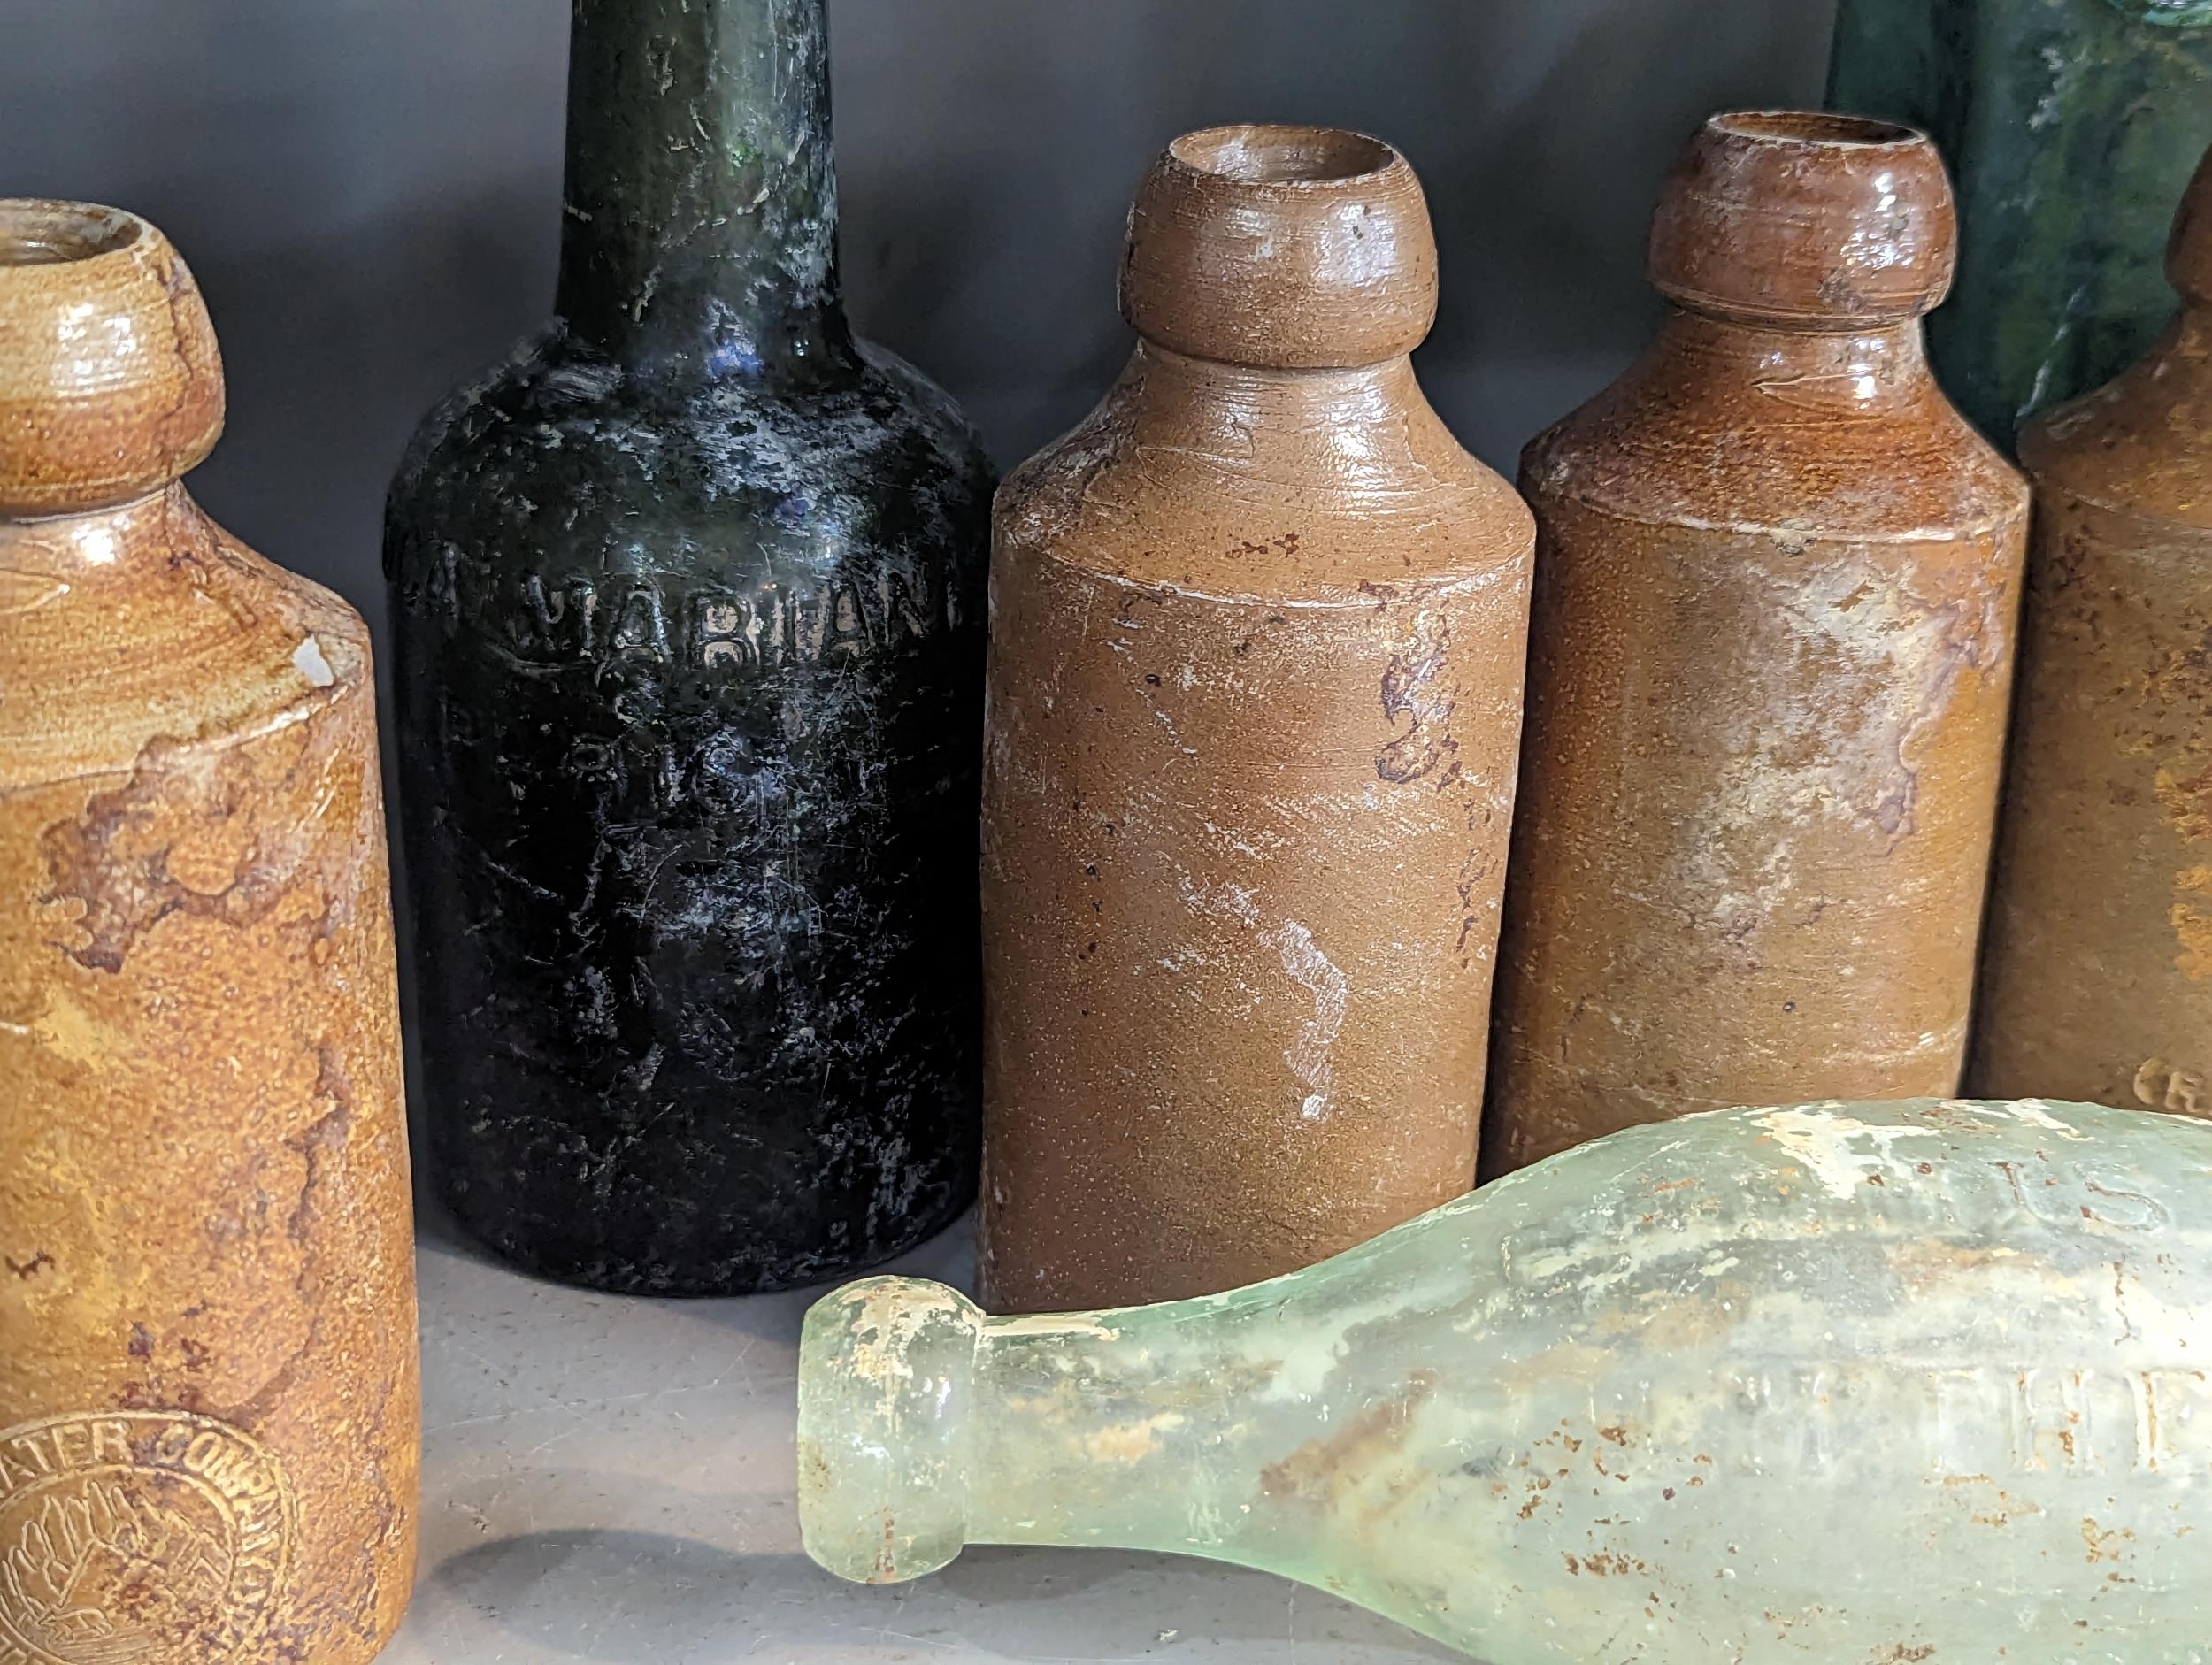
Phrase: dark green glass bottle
[
  {"left": 1828, "top": 0, "right": 2212, "bottom": 449},
  {"left": 383, "top": 0, "right": 992, "bottom": 1294}
]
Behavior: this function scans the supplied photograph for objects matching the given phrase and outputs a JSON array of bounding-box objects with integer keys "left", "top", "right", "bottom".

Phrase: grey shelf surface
[{"left": 387, "top": 1215, "right": 1453, "bottom": 1665}]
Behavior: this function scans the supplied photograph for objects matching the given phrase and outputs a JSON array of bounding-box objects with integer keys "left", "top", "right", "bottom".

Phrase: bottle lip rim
[
  {"left": 1646, "top": 109, "right": 1955, "bottom": 326},
  {"left": 1160, "top": 124, "right": 1406, "bottom": 192},
  {"left": 1705, "top": 110, "right": 1924, "bottom": 151},
  {"left": 0, "top": 199, "right": 224, "bottom": 515},
  {"left": 0, "top": 198, "right": 150, "bottom": 272},
  {"left": 1121, "top": 124, "right": 1436, "bottom": 370}
]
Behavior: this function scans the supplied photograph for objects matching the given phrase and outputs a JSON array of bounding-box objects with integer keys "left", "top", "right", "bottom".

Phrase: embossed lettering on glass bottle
[
  {"left": 384, "top": 0, "right": 995, "bottom": 1293},
  {"left": 800, "top": 1099, "right": 2212, "bottom": 1664}
]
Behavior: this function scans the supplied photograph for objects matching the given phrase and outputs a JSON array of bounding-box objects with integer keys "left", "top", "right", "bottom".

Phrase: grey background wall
[
  {"left": 6, "top": 0, "right": 1838, "bottom": 625},
  {"left": 6, "top": 0, "right": 1837, "bottom": 1159}
]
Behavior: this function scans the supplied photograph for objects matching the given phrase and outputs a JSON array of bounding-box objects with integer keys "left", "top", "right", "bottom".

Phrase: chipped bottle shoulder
[{"left": 0, "top": 650, "right": 371, "bottom": 800}]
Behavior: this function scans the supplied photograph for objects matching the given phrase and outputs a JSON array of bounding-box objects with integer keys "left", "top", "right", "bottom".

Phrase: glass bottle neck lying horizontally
[
  {"left": 964, "top": 1313, "right": 1256, "bottom": 1555},
  {"left": 1648, "top": 309, "right": 1939, "bottom": 416},
  {"left": 554, "top": 0, "right": 853, "bottom": 380}
]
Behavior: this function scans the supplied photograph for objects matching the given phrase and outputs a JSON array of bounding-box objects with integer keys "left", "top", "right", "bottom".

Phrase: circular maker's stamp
[{"left": 0, "top": 1409, "right": 295, "bottom": 1665}]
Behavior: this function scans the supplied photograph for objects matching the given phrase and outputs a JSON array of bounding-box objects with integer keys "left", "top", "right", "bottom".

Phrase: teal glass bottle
[{"left": 1828, "top": 0, "right": 2212, "bottom": 449}]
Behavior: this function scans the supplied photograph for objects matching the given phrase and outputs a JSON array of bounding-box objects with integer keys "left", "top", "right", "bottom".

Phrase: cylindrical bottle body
[
  {"left": 1973, "top": 403, "right": 2212, "bottom": 1113},
  {"left": 978, "top": 345, "right": 1532, "bottom": 1311},
  {"left": 979, "top": 549, "right": 1526, "bottom": 1309},
  {"left": 977, "top": 128, "right": 1532, "bottom": 1310},
  {"left": 0, "top": 499, "right": 418, "bottom": 1665},
  {"left": 1486, "top": 337, "right": 2026, "bottom": 1174},
  {"left": 386, "top": 349, "right": 993, "bottom": 1293}
]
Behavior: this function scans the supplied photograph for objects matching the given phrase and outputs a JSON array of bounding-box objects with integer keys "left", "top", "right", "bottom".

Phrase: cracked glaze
[
  {"left": 384, "top": 0, "right": 994, "bottom": 1294},
  {"left": 0, "top": 201, "right": 418, "bottom": 1664},
  {"left": 803, "top": 1098, "right": 2212, "bottom": 1663},
  {"left": 1486, "top": 114, "right": 2029, "bottom": 1178},
  {"left": 977, "top": 126, "right": 1534, "bottom": 1312}
]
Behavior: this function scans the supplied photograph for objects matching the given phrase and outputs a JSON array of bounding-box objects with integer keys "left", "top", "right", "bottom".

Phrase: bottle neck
[
  {"left": 0, "top": 482, "right": 191, "bottom": 573},
  {"left": 1115, "top": 341, "right": 1442, "bottom": 500},
  {"left": 963, "top": 1315, "right": 1239, "bottom": 1552},
  {"left": 1647, "top": 308, "right": 1938, "bottom": 416},
  {"left": 554, "top": 0, "right": 851, "bottom": 380}
]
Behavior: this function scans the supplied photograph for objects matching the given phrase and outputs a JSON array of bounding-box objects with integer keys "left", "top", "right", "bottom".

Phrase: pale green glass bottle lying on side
[{"left": 798, "top": 1099, "right": 2212, "bottom": 1663}]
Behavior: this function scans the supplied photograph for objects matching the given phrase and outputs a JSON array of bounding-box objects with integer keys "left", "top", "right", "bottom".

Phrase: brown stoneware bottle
[
  {"left": 1484, "top": 113, "right": 2029, "bottom": 1177},
  {"left": 979, "top": 126, "right": 1535, "bottom": 1312},
  {"left": 1973, "top": 147, "right": 2212, "bottom": 1119},
  {"left": 0, "top": 201, "right": 418, "bottom": 1664}
]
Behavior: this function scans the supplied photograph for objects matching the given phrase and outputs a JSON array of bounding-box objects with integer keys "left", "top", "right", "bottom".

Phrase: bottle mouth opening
[
  {"left": 0, "top": 201, "right": 145, "bottom": 268},
  {"left": 1168, "top": 125, "right": 1396, "bottom": 186},
  {"left": 1709, "top": 111, "right": 1919, "bottom": 150}
]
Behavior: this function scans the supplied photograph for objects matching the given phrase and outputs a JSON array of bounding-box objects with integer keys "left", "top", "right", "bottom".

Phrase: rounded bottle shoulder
[
  {"left": 994, "top": 356, "right": 1533, "bottom": 606},
  {"left": 0, "top": 489, "right": 373, "bottom": 792},
  {"left": 2022, "top": 326, "right": 2212, "bottom": 532},
  {"left": 1522, "top": 359, "right": 2028, "bottom": 544},
  {"left": 385, "top": 323, "right": 995, "bottom": 569}
]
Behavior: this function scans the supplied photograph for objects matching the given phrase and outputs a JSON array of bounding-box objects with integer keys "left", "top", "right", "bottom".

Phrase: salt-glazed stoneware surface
[
  {"left": 1485, "top": 114, "right": 2030, "bottom": 1176},
  {"left": 979, "top": 126, "right": 1536, "bottom": 1312},
  {"left": 805, "top": 1099, "right": 2212, "bottom": 1663},
  {"left": 384, "top": 0, "right": 995, "bottom": 1294},
  {"left": 0, "top": 199, "right": 418, "bottom": 1665},
  {"left": 1975, "top": 146, "right": 2212, "bottom": 1116},
  {"left": 1830, "top": 0, "right": 2212, "bottom": 450}
]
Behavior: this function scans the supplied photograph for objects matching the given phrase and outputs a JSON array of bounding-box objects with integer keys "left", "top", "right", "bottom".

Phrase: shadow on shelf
[{"left": 418, "top": 1528, "right": 1458, "bottom": 1662}]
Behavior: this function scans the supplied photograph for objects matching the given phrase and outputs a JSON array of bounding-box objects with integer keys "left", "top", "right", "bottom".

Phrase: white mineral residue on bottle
[{"left": 802, "top": 1098, "right": 2212, "bottom": 1661}]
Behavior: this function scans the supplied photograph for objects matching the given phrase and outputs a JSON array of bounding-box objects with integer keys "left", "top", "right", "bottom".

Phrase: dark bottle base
[{"left": 434, "top": 1165, "right": 979, "bottom": 1298}]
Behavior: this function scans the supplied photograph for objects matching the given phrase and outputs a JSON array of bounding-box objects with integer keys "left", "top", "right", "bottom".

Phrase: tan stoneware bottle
[
  {"left": 979, "top": 126, "right": 1536, "bottom": 1313},
  {"left": 1484, "top": 113, "right": 2029, "bottom": 1178},
  {"left": 0, "top": 201, "right": 418, "bottom": 1664},
  {"left": 1973, "top": 146, "right": 2212, "bottom": 1118}
]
